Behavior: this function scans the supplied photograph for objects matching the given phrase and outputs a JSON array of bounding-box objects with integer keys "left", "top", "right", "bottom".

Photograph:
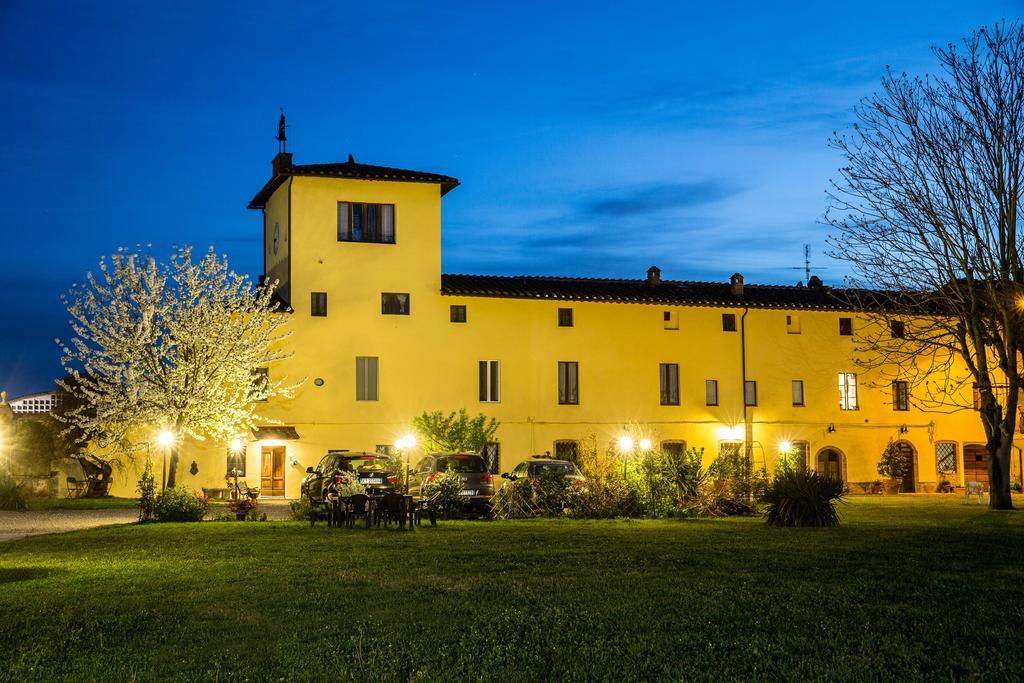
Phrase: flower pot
[{"left": 883, "top": 479, "right": 901, "bottom": 495}]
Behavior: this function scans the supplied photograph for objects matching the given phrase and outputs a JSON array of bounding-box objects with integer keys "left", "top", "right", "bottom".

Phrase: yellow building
[{"left": 109, "top": 151, "right": 1024, "bottom": 499}]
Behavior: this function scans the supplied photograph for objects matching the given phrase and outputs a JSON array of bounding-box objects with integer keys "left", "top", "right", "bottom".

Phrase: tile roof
[
  {"left": 440, "top": 273, "right": 878, "bottom": 311},
  {"left": 248, "top": 156, "right": 459, "bottom": 209}
]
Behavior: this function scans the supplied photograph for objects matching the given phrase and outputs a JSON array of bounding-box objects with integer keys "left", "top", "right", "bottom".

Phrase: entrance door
[
  {"left": 894, "top": 440, "right": 916, "bottom": 493},
  {"left": 963, "top": 444, "right": 989, "bottom": 490},
  {"left": 816, "top": 449, "right": 843, "bottom": 481},
  {"left": 261, "top": 446, "right": 286, "bottom": 496}
]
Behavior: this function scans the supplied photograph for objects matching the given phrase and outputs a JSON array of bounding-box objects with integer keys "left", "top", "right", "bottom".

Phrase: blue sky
[{"left": 0, "top": 0, "right": 1019, "bottom": 395}]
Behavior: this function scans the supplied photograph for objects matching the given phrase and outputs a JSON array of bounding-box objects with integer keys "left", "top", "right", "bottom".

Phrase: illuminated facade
[{"left": 107, "top": 152, "right": 1022, "bottom": 498}]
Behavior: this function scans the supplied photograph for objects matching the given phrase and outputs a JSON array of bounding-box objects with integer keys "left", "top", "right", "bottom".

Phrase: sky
[{"left": 0, "top": 0, "right": 1020, "bottom": 396}]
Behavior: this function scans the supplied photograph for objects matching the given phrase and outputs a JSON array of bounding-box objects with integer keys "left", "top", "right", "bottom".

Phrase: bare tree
[
  {"left": 827, "top": 22, "right": 1024, "bottom": 509},
  {"left": 58, "top": 246, "right": 297, "bottom": 487}
]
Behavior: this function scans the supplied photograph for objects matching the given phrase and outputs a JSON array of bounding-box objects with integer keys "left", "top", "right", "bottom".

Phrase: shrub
[
  {"left": 289, "top": 498, "right": 312, "bottom": 521},
  {"left": 228, "top": 495, "right": 259, "bottom": 521},
  {"left": 663, "top": 447, "right": 708, "bottom": 501},
  {"left": 534, "top": 469, "right": 573, "bottom": 515},
  {"left": 154, "top": 486, "right": 208, "bottom": 522},
  {"left": 763, "top": 468, "right": 845, "bottom": 528},
  {"left": 422, "top": 467, "right": 463, "bottom": 518},
  {"left": 877, "top": 439, "right": 911, "bottom": 482},
  {"left": 137, "top": 458, "right": 157, "bottom": 522},
  {"left": 708, "top": 446, "right": 761, "bottom": 502},
  {"left": 0, "top": 470, "right": 27, "bottom": 512},
  {"left": 679, "top": 490, "right": 758, "bottom": 517}
]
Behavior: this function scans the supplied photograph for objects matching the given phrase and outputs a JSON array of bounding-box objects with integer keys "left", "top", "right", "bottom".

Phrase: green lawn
[
  {"left": 1, "top": 497, "right": 1022, "bottom": 680},
  {"left": 25, "top": 496, "right": 139, "bottom": 511}
]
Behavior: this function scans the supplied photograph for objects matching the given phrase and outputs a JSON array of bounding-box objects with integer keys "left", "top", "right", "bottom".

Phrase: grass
[
  {"left": 24, "top": 496, "right": 139, "bottom": 511},
  {"left": 1, "top": 497, "right": 1022, "bottom": 681}
]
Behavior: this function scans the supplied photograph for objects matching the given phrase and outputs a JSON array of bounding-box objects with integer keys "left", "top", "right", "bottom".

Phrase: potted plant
[
  {"left": 936, "top": 478, "right": 955, "bottom": 494},
  {"left": 228, "top": 487, "right": 260, "bottom": 521},
  {"left": 877, "top": 440, "right": 910, "bottom": 494}
]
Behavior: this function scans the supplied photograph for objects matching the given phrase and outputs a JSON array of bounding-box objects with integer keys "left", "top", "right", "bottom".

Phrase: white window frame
[
  {"left": 479, "top": 360, "right": 500, "bottom": 403},
  {"left": 838, "top": 372, "right": 858, "bottom": 410}
]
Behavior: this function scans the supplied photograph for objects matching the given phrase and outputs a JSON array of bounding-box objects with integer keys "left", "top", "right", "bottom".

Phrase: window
[
  {"left": 226, "top": 447, "right": 246, "bottom": 477},
  {"left": 744, "top": 380, "right": 757, "bottom": 406},
  {"left": 839, "top": 317, "right": 853, "bottom": 336},
  {"left": 705, "top": 379, "right": 719, "bottom": 406},
  {"left": 791, "top": 380, "right": 804, "bottom": 406},
  {"left": 558, "top": 361, "right": 579, "bottom": 405},
  {"left": 355, "top": 356, "right": 379, "bottom": 401},
  {"left": 558, "top": 307, "right": 574, "bottom": 327},
  {"left": 375, "top": 444, "right": 394, "bottom": 456},
  {"left": 450, "top": 305, "right": 467, "bottom": 323},
  {"left": 719, "top": 441, "right": 741, "bottom": 458},
  {"left": 722, "top": 313, "right": 737, "bottom": 332},
  {"left": 554, "top": 440, "right": 579, "bottom": 462},
  {"left": 249, "top": 368, "right": 269, "bottom": 402},
  {"left": 890, "top": 320, "right": 905, "bottom": 339},
  {"left": 337, "top": 201, "right": 395, "bottom": 243},
  {"left": 786, "top": 314, "right": 801, "bottom": 334},
  {"left": 892, "top": 380, "right": 909, "bottom": 411},
  {"left": 479, "top": 360, "right": 499, "bottom": 403},
  {"left": 660, "top": 363, "right": 680, "bottom": 405},
  {"left": 381, "top": 292, "right": 409, "bottom": 315},
  {"left": 838, "top": 372, "right": 858, "bottom": 410},
  {"left": 661, "top": 440, "right": 686, "bottom": 460},
  {"left": 936, "top": 442, "right": 958, "bottom": 474},
  {"left": 791, "top": 441, "right": 810, "bottom": 469},
  {"left": 482, "top": 442, "right": 501, "bottom": 474},
  {"left": 663, "top": 310, "right": 679, "bottom": 330},
  {"left": 311, "top": 292, "right": 327, "bottom": 317}
]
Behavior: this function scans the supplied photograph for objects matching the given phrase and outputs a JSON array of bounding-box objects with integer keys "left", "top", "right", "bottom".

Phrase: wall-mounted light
[
  {"left": 899, "top": 425, "right": 908, "bottom": 434},
  {"left": 314, "top": 378, "right": 324, "bottom": 387},
  {"left": 827, "top": 424, "right": 836, "bottom": 433}
]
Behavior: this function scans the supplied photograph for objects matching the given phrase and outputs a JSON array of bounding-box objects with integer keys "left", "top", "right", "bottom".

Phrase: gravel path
[{"left": 0, "top": 509, "right": 138, "bottom": 543}]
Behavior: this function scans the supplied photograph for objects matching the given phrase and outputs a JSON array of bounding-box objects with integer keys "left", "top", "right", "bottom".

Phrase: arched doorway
[
  {"left": 815, "top": 448, "right": 845, "bottom": 482},
  {"left": 894, "top": 440, "right": 917, "bottom": 493}
]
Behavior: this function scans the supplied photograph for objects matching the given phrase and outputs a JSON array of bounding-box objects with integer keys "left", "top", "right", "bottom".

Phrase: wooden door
[
  {"left": 963, "top": 444, "right": 989, "bottom": 489},
  {"left": 261, "top": 446, "right": 285, "bottom": 496},
  {"left": 817, "top": 449, "right": 843, "bottom": 481},
  {"left": 895, "top": 440, "right": 916, "bottom": 493}
]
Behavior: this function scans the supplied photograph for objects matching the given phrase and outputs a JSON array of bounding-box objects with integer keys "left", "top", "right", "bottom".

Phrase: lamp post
[
  {"left": 157, "top": 430, "right": 174, "bottom": 491},
  {"left": 778, "top": 440, "right": 792, "bottom": 472},
  {"left": 618, "top": 436, "right": 634, "bottom": 479},
  {"left": 395, "top": 434, "right": 416, "bottom": 493},
  {"left": 228, "top": 438, "right": 244, "bottom": 498}
]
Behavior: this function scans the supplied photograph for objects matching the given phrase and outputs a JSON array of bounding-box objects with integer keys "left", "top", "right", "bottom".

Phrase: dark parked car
[
  {"left": 407, "top": 453, "right": 495, "bottom": 510},
  {"left": 501, "top": 457, "right": 586, "bottom": 489},
  {"left": 301, "top": 451, "right": 400, "bottom": 503}
]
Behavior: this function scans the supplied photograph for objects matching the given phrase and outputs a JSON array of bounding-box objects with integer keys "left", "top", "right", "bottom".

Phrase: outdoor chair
[
  {"left": 65, "top": 476, "right": 86, "bottom": 499},
  {"left": 376, "top": 493, "right": 407, "bottom": 529},
  {"left": 346, "top": 494, "right": 372, "bottom": 529},
  {"left": 409, "top": 494, "right": 439, "bottom": 526},
  {"left": 964, "top": 481, "right": 986, "bottom": 504}
]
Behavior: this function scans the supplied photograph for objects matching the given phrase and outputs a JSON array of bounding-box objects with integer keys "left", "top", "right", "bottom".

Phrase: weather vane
[{"left": 276, "top": 108, "right": 289, "bottom": 153}]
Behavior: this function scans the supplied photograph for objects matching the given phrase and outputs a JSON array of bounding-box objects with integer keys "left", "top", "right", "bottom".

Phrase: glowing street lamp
[
  {"left": 639, "top": 438, "right": 652, "bottom": 451},
  {"left": 394, "top": 434, "right": 416, "bottom": 492},
  {"left": 617, "top": 436, "right": 635, "bottom": 478}
]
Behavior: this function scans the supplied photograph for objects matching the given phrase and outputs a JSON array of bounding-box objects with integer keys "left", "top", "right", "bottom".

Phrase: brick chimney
[
  {"left": 646, "top": 266, "right": 661, "bottom": 287},
  {"left": 272, "top": 151, "right": 293, "bottom": 176},
  {"left": 730, "top": 272, "right": 744, "bottom": 297}
]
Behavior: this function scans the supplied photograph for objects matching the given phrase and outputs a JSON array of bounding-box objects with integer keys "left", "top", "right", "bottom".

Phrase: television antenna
[{"left": 790, "top": 244, "right": 828, "bottom": 283}]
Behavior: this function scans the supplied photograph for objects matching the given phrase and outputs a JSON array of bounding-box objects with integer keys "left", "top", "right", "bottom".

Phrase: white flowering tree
[{"left": 58, "top": 246, "right": 296, "bottom": 487}]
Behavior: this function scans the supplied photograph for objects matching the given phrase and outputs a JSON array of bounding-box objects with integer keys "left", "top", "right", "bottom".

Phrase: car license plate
[
  {"left": 361, "top": 477, "right": 383, "bottom": 484},
  {"left": 460, "top": 489, "right": 478, "bottom": 496}
]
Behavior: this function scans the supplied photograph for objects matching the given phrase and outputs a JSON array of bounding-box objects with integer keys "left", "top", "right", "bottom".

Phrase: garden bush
[
  {"left": 289, "top": 498, "right": 312, "bottom": 521},
  {"left": 422, "top": 467, "right": 463, "bottom": 518},
  {"left": 763, "top": 468, "right": 845, "bottom": 527},
  {"left": 0, "top": 470, "right": 27, "bottom": 512},
  {"left": 490, "top": 477, "right": 537, "bottom": 519},
  {"left": 136, "top": 458, "right": 157, "bottom": 522},
  {"left": 154, "top": 486, "right": 208, "bottom": 522}
]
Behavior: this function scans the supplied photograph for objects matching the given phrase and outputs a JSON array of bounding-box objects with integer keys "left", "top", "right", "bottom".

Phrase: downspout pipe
[{"left": 740, "top": 307, "right": 751, "bottom": 458}]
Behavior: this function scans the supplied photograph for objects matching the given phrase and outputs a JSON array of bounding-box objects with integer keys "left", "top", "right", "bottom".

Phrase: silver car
[{"left": 407, "top": 453, "right": 496, "bottom": 510}]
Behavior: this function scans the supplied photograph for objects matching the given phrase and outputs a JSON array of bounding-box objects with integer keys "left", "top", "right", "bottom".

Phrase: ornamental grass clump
[
  {"left": 763, "top": 468, "right": 845, "bottom": 528},
  {"left": 0, "top": 470, "right": 27, "bottom": 512}
]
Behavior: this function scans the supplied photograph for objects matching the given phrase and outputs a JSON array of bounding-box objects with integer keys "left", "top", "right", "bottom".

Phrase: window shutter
[{"left": 337, "top": 202, "right": 350, "bottom": 241}]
